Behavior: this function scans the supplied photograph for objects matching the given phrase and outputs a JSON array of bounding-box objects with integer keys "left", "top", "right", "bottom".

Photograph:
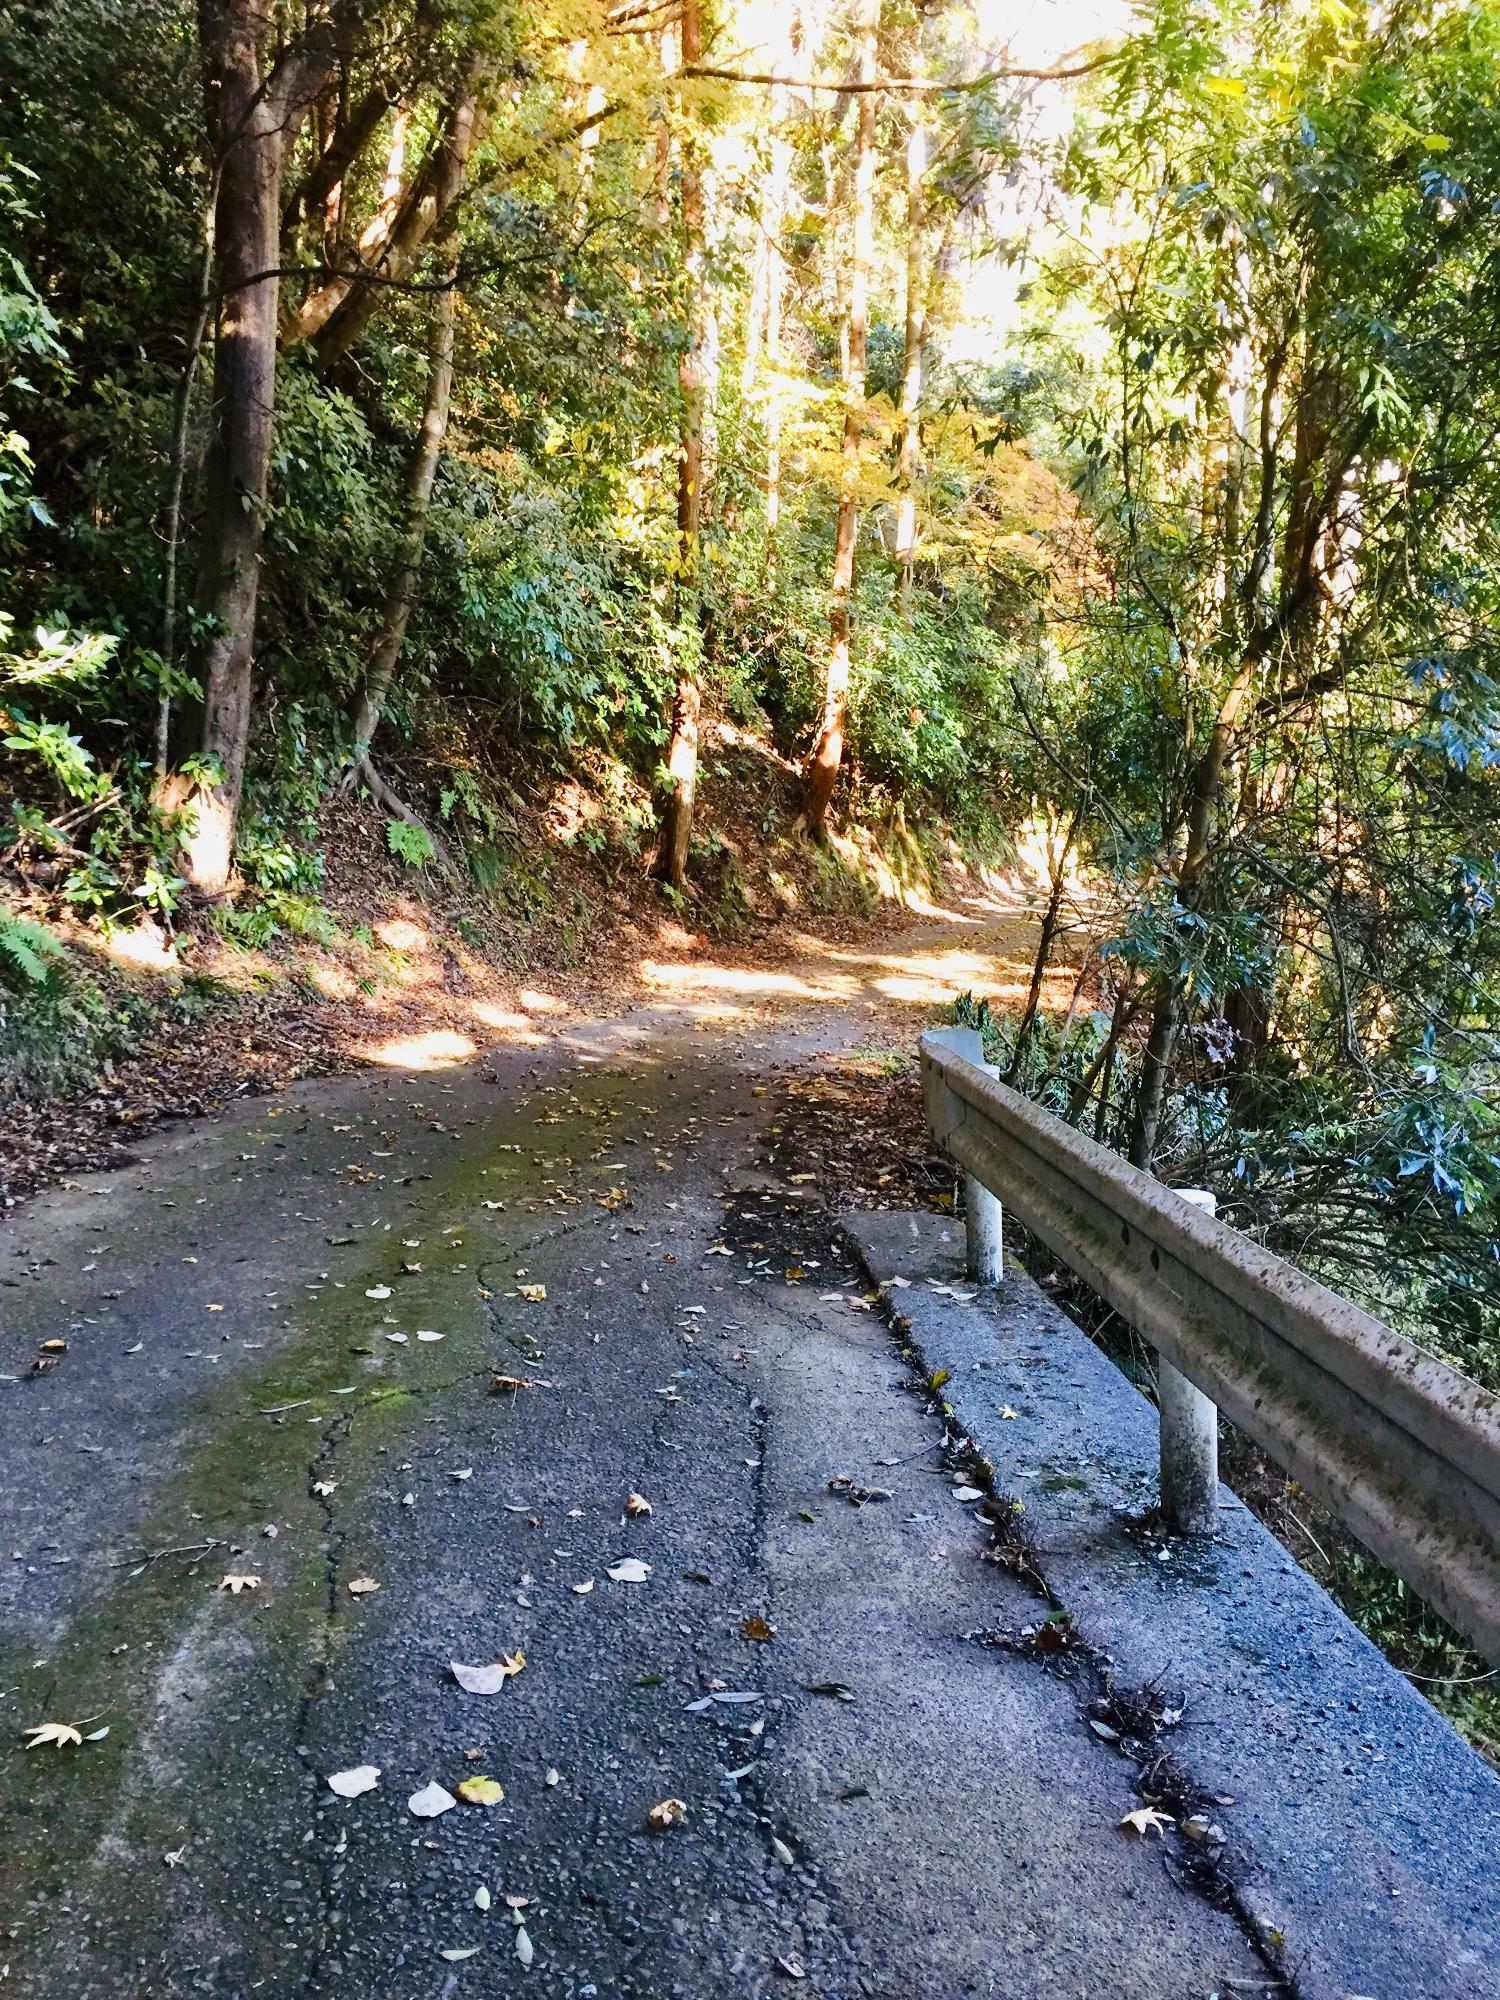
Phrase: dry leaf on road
[
  {"left": 451, "top": 1655, "right": 526, "bottom": 1695},
  {"left": 647, "top": 1797, "right": 687, "bottom": 1832},
  {"left": 1118, "top": 1807, "right": 1175, "bottom": 1839},
  {"left": 23, "top": 1721, "right": 83, "bottom": 1750},
  {"left": 409, "top": 1781, "right": 457, "bottom": 1818},
  {"left": 327, "top": 1765, "right": 381, "bottom": 1798},
  {"left": 348, "top": 1576, "right": 380, "bottom": 1596},
  {"left": 217, "top": 1573, "right": 261, "bottom": 1593},
  {"left": 625, "top": 1492, "right": 653, "bottom": 1517},
  {"left": 741, "top": 1615, "right": 776, "bottom": 1643},
  {"left": 607, "top": 1559, "right": 650, "bottom": 1583},
  {"left": 456, "top": 1775, "right": 505, "bottom": 1806}
]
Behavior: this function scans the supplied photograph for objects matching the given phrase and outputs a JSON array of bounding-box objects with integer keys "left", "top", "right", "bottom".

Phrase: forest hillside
[{"left": 3, "top": 1, "right": 1500, "bottom": 1481}]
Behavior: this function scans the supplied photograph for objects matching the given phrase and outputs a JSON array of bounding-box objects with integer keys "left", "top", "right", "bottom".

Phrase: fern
[{"left": 0, "top": 913, "right": 66, "bottom": 987}]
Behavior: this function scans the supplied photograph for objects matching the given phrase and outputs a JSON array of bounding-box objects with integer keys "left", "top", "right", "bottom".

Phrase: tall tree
[
  {"left": 801, "top": 0, "right": 880, "bottom": 836},
  {"left": 345, "top": 267, "right": 458, "bottom": 774},
  {"left": 653, "top": 0, "right": 710, "bottom": 889},
  {"left": 894, "top": 105, "right": 928, "bottom": 605},
  {"left": 182, "top": 0, "right": 356, "bottom": 891}
]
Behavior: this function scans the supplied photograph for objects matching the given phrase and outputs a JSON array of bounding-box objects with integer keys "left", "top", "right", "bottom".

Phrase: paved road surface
[{"left": 1, "top": 928, "right": 1272, "bottom": 1998}]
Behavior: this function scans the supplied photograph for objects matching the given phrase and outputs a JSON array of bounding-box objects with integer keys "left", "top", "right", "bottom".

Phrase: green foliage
[
  {"left": 0, "top": 908, "right": 65, "bottom": 986},
  {"left": 386, "top": 818, "right": 436, "bottom": 868}
]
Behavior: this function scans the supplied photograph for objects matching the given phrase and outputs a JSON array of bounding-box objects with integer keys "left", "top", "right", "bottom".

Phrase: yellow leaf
[
  {"left": 217, "top": 1573, "right": 261, "bottom": 1594},
  {"left": 625, "top": 1492, "right": 653, "bottom": 1517},
  {"left": 456, "top": 1775, "right": 506, "bottom": 1806},
  {"left": 24, "top": 1721, "right": 83, "bottom": 1750},
  {"left": 647, "top": 1797, "right": 688, "bottom": 1832},
  {"left": 1203, "top": 75, "right": 1246, "bottom": 98}
]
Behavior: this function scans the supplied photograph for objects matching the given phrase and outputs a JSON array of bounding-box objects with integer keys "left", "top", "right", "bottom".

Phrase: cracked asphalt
[{"left": 0, "top": 999, "right": 1272, "bottom": 1998}]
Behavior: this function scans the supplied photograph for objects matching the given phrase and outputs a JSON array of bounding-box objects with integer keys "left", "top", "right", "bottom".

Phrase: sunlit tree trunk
[
  {"left": 760, "top": 113, "right": 790, "bottom": 580},
  {"left": 801, "top": 0, "right": 879, "bottom": 837},
  {"left": 347, "top": 268, "right": 457, "bottom": 770},
  {"left": 653, "top": 0, "right": 708, "bottom": 889},
  {"left": 895, "top": 109, "right": 928, "bottom": 607},
  {"left": 184, "top": 0, "right": 336, "bottom": 890}
]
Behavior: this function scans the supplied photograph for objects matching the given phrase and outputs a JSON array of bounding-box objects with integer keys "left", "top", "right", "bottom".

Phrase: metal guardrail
[{"left": 920, "top": 1025, "right": 1500, "bottom": 1665}]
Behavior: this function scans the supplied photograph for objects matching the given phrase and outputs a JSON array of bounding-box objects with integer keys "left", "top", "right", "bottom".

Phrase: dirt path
[{"left": 0, "top": 906, "right": 1271, "bottom": 2000}]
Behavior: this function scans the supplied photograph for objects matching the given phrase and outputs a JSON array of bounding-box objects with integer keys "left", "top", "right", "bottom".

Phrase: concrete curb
[{"left": 841, "top": 1207, "right": 1500, "bottom": 2000}]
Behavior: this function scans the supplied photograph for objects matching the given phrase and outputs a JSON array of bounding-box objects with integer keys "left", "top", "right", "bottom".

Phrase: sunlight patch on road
[{"left": 364, "top": 1029, "right": 478, "bottom": 1069}]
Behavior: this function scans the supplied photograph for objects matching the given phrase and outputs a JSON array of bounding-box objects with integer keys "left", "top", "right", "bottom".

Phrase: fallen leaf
[
  {"left": 625, "top": 1492, "right": 653, "bottom": 1517},
  {"left": 770, "top": 1835, "right": 796, "bottom": 1866},
  {"left": 365, "top": 1286, "right": 392, "bottom": 1300},
  {"left": 474, "top": 1885, "right": 492, "bottom": 1911},
  {"left": 515, "top": 1928, "right": 534, "bottom": 1968},
  {"left": 417, "top": 1329, "right": 444, "bottom": 1342},
  {"left": 313, "top": 1479, "right": 337, "bottom": 1497},
  {"left": 23, "top": 1721, "right": 83, "bottom": 1750},
  {"left": 456, "top": 1775, "right": 506, "bottom": 1806},
  {"left": 217, "top": 1573, "right": 261, "bottom": 1594},
  {"left": 647, "top": 1796, "right": 688, "bottom": 1832},
  {"left": 804, "top": 1681, "right": 854, "bottom": 1701},
  {"left": 440, "top": 1946, "right": 482, "bottom": 1962},
  {"left": 518, "top": 1284, "right": 546, "bottom": 1303},
  {"left": 775, "top": 1956, "right": 807, "bottom": 1980},
  {"left": 545, "top": 1767, "right": 560, "bottom": 1786},
  {"left": 328, "top": 1764, "right": 381, "bottom": 1798},
  {"left": 1118, "top": 1806, "right": 1175, "bottom": 1839},
  {"left": 451, "top": 1655, "right": 526, "bottom": 1696},
  {"left": 952, "top": 1485, "right": 985, "bottom": 1503},
  {"left": 572, "top": 1579, "right": 595, "bottom": 1595},
  {"left": 348, "top": 1576, "right": 380, "bottom": 1596},
  {"left": 409, "top": 1781, "right": 457, "bottom": 1818},
  {"left": 607, "top": 1558, "right": 650, "bottom": 1583},
  {"left": 741, "top": 1615, "right": 776, "bottom": 1643},
  {"left": 1000, "top": 1406, "right": 1020, "bottom": 1420}
]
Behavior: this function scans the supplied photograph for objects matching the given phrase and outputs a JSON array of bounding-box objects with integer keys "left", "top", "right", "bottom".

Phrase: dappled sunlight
[
  {"left": 362, "top": 1027, "right": 478, "bottom": 1069},
  {"left": 99, "top": 920, "right": 178, "bottom": 973},
  {"left": 375, "top": 917, "right": 430, "bottom": 952},
  {"left": 470, "top": 1000, "right": 550, "bottom": 1039},
  {"left": 636, "top": 958, "right": 841, "bottom": 1003},
  {"left": 307, "top": 963, "right": 358, "bottom": 1000}
]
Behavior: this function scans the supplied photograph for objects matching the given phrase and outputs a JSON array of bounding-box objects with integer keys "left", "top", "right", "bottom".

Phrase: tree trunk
[
  {"left": 895, "top": 108, "right": 928, "bottom": 606},
  {"left": 801, "top": 0, "right": 878, "bottom": 836},
  {"left": 347, "top": 269, "right": 457, "bottom": 769},
  {"left": 183, "top": 3, "right": 291, "bottom": 890},
  {"left": 1003, "top": 806, "right": 1080, "bottom": 1083},
  {"left": 291, "top": 61, "right": 484, "bottom": 367},
  {"left": 156, "top": 164, "right": 219, "bottom": 775},
  {"left": 653, "top": 0, "right": 708, "bottom": 890}
]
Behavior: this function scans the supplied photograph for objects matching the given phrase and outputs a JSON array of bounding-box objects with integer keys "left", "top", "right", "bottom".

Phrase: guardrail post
[
  {"left": 1158, "top": 1188, "right": 1219, "bottom": 1535},
  {"left": 922, "top": 1026, "right": 1003, "bottom": 1285}
]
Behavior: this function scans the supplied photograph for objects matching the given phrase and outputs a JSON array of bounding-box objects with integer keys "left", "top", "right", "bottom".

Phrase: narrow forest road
[{"left": 1, "top": 898, "right": 1272, "bottom": 1999}]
